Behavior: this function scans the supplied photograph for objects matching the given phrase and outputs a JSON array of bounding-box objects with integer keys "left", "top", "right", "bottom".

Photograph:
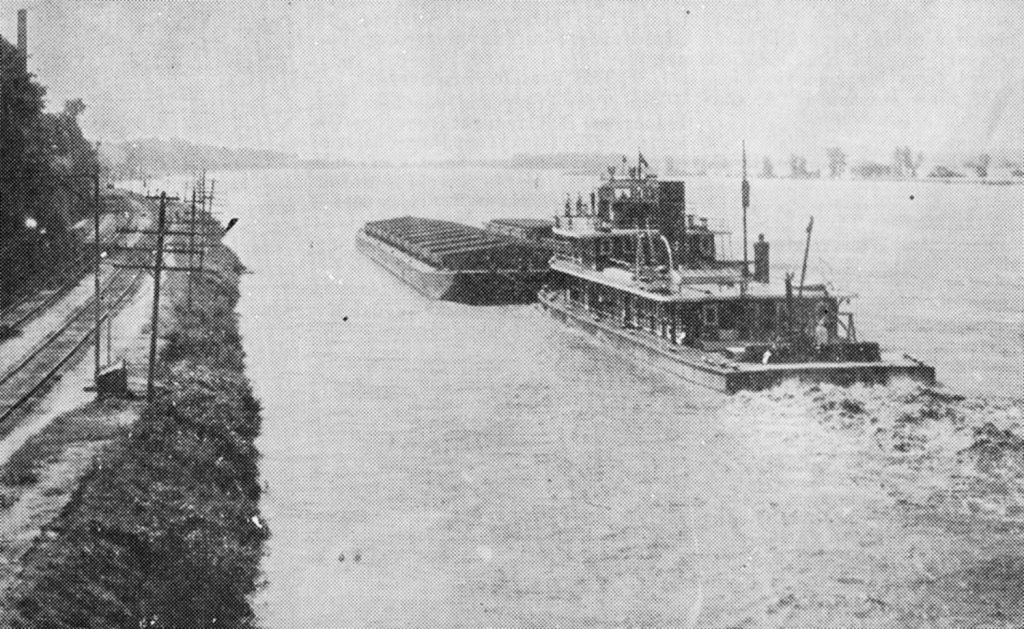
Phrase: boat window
[{"left": 703, "top": 304, "right": 718, "bottom": 327}]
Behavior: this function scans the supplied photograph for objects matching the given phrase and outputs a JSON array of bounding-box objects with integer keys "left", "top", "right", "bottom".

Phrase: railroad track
[
  {"left": 0, "top": 255, "right": 93, "bottom": 334},
  {"left": 0, "top": 192, "right": 202, "bottom": 427},
  {"left": 0, "top": 266, "right": 149, "bottom": 425},
  {"left": 0, "top": 193, "right": 149, "bottom": 336}
]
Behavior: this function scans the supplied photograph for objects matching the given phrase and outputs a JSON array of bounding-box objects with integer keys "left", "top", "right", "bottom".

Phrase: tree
[
  {"left": 825, "top": 147, "right": 847, "bottom": 178},
  {"left": 1, "top": 36, "right": 46, "bottom": 235},
  {"left": 789, "top": 154, "right": 810, "bottom": 178},
  {"left": 851, "top": 161, "right": 892, "bottom": 179},
  {"left": 890, "top": 146, "right": 924, "bottom": 178},
  {"left": 0, "top": 34, "right": 99, "bottom": 301},
  {"left": 891, "top": 147, "right": 906, "bottom": 177},
  {"left": 909, "top": 150, "right": 924, "bottom": 178},
  {"left": 63, "top": 98, "right": 86, "bottom": 119},
  {"left": 965, "top": 154, "right": 991, "bottom": 178},
  {"left": 761, "top": 157, "right": 775, "bottom": 178}
]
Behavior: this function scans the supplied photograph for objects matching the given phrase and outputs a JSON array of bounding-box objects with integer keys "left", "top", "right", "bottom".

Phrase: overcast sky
[{"left": 7, "top": 0, "right": 1022, "bottom": 161}]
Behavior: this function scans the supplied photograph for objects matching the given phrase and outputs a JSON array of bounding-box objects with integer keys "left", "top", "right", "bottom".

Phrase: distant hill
[{"left": 98, "top": 138, "right": 340, "bottom": 179}]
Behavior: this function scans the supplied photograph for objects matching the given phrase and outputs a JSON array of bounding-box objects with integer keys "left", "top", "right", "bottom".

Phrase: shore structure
[
  {"left": 539, "top": 156, "right": 936, "bottom": 392},
  {"left": 357, "top": 216, "right": 551, "bottom": 304}
]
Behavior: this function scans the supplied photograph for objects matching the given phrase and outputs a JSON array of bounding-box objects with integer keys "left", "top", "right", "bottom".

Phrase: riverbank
[{"left": 1, "top": 210, "right": 267, "bottom": 628}]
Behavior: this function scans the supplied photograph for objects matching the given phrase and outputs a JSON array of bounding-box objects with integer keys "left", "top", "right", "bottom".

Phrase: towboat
[{"left": 538, "top": 155, "right": 936, "bottom": 392}]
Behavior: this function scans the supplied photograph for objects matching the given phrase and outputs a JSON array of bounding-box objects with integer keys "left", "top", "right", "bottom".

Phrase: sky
[{"left": 5, "top": 0, "right": 1023, "bottom": 162}]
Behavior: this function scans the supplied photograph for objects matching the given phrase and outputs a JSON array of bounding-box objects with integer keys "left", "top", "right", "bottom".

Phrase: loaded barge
[
  {"left": 357, "top": 216, "right": 551, "bottom": 304},
  {"left": 539, "top": 155, "right": 936, "bottom": 393}
]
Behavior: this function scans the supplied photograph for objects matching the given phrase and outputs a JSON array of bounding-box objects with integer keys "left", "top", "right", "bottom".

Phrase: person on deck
[{"left": 815, "top": 309, "right": 830, "bottom": 346}]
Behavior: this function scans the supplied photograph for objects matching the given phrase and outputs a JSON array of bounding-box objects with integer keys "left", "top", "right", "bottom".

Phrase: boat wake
[
  {"left": 702, "top": 381, "right": 1024, "bottom": 625},
  {"left": 725, "top": 379, "right": 1024, "bottom": 521}
]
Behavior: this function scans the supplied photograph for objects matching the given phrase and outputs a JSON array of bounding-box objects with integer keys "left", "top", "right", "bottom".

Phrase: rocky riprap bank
[{"left": 5, "top": 217, "right": 267, "bottom": 628}]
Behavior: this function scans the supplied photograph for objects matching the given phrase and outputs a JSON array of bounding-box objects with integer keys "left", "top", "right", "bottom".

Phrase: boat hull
[
  {"left": 539, "top": 291, "right": 936, "bottom": 393},
  {"left": 357, "top": 230, "right": 548, "bottom": 305}
]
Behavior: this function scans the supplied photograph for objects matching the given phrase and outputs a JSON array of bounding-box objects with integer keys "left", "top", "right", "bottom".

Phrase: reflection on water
[{"left": 210, "top": 167, "right": 1021, "bottom": 626}]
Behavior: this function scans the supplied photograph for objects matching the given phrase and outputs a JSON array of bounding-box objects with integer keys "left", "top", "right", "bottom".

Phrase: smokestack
[
  {"left": 17, "top": 9, "right": 27, "bottom": 68},
  {"left": 754, "top": 233, "right": 770, "bottom": 283}
]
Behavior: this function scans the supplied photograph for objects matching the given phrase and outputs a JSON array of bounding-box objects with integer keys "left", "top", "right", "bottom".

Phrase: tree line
[
  {"left": 759, "top": 146, "right": 1017, "bottom": 180},
  {"left": 1, "top": 35, "right": 99, "bottom": 304}
]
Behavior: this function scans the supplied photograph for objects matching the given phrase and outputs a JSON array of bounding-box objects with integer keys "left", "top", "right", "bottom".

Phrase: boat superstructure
[{"left": 539, "top": 155, "right": 935, "bottom": 392}]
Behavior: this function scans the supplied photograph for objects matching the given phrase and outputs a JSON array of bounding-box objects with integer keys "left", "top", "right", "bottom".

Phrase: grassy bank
[{"left": 6, "top": 217, "right": 267, "bottom": 628}]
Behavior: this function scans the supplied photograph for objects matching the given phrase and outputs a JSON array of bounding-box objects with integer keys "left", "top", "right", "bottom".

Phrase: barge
[
  {"left": 539, "top": 154, "right": 936, "bottom": 393},
  {"left": 357, "top": 216, "right": 551, "bottom": 305}
]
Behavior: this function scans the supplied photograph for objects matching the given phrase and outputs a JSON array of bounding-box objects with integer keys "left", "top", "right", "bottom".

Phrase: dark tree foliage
[
  {"left": 965, "top": 153, "right": 991, "bottom": 179},
  {"left": 851, "top": 161, "right": 893, "bottom": 179},
  {"left": 1, "top": 36, "right": 98, "bottom": 302},
  {"left": 825, "top": 147, "right": 847, "bottom": 178},
  {"left": 891, "top": 146, "right": 924, "bottom": 178},
  {"left": 789, "top": 154, "right": 811, "bottom": 178}
]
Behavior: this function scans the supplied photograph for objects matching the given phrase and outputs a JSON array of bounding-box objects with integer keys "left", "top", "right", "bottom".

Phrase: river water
[{"left": 213, "top": 167, "right": 1021, "bottom": 626}]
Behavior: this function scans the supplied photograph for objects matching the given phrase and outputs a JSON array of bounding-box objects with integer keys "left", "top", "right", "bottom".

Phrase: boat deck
[{"left": 539, "top": 290, "right": 935, "bottom": 393}]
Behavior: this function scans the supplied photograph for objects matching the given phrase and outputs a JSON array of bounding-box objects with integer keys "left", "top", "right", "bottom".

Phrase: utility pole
[
  {"left": 114, "top": 189, "right": 206, "bottom": 401},
  {"left": 198, "top": 178, "right": 215, "bottom": 276},
  {"left": 187, "top": 190, "right": 197, "bottom": 309},
  {"left": 93, "top": 170, "right": 102, "bottom": 379},
  {"left": 146, "top": 192, "right": 168, "bottom": 402},
  {"left": 0, "top": 44, "right": 4, "bottom": 325}
]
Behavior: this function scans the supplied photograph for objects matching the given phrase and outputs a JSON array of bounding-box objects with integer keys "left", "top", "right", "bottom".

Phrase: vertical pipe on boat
[{"left": 754, "top": 234, "right": 770, "bottom": 283}]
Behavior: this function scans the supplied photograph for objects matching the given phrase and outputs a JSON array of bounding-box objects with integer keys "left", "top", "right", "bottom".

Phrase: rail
[
  {"left": 0, "top": 267, "right": 147, "bottom": 425},
  {"left": 0, "top": 253, "right": 92, "bottom": 334},
  {"left": 1, "top": 195, "right": 143, "bottom": 335},
  {"left": 0, "top": 194, "right": 162, "bottom": 426}
]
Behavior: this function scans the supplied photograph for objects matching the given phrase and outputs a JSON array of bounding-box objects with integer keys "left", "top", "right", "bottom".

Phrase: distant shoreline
[{"left": 125, "top": 162, "right": 1024, "bottom": 188}]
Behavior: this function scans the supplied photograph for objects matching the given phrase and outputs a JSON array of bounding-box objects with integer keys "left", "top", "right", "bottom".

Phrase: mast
[
  {"left": 740, "top": 142, "right": 751, "bottom": 336},
  {"left": 741, "top": 141, "right": 749, "bottom": 281},
  {"left": 797, "top": 216, "right": 814, "bottom": 298}
]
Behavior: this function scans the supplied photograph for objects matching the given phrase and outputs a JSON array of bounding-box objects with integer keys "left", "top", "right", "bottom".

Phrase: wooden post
[
  {"left": 187, "top": 190, "right": 197, "bottom": 309},
  {"left": 146, "top": 192, "right": 168, "bottom": 402},
  {"left": 93, "top": 172, "right": 102, "bottom": 379},
  {"left": 0, "top": 57, "right": 4, "bottom": 321}
]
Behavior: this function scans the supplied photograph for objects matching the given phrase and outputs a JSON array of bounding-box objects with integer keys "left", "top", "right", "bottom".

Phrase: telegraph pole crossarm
[{"left": 116, "top": 190, "right": 214, "bottom": 401}]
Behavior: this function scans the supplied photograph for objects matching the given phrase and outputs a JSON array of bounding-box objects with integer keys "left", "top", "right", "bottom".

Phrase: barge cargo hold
[{"left": 357, "top": 216, "right": 551, "bottom": 305}]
